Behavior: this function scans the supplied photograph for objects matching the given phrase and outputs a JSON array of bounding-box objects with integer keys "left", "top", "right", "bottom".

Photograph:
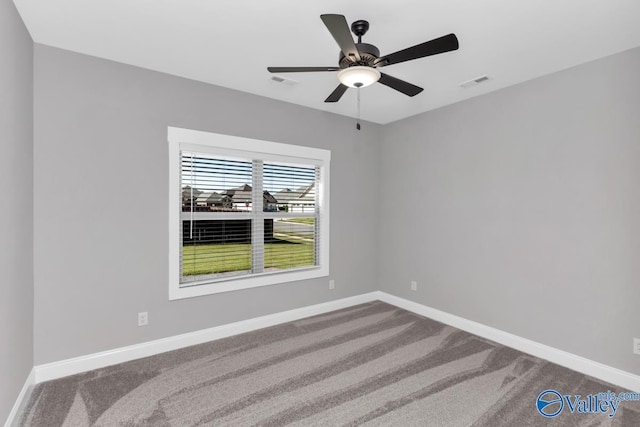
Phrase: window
[{"left": 168, "top": 127, "right": 330, "bottom": 299}]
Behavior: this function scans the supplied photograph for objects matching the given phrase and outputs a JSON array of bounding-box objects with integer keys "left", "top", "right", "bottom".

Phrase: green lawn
[{"left": 182, "top": 239, "right": 314, "bottom": 276}]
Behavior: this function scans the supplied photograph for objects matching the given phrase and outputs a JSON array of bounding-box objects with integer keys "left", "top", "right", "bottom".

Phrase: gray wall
[
  {"left": 28, "top": 33, "right": 640, "bottom": 378},
  {"left": 0, "top": 0, "right": 33, "bottom": 422},
  {"left": 378, "top": 47, "right": 640, "bottom": 374},
  {"left": 33, "top": 45, "right": 381, "bottom": 364}
]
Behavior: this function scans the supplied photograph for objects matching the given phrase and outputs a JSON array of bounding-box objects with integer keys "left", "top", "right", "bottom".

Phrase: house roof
[
  {"left": 274, "top": 184, "right": 315, "bottom": 203},
  {"left": 181, "top": 186, "right": 202, "bottom": 200},
  {"left": 263, "top": 191, "right": 277, "bottom": 204},
  {"left": 195, "top": 191, "right": 228, "bottom": 203},
  {"left": 222, "top": 184, "right": 278, "bottom": 204}
]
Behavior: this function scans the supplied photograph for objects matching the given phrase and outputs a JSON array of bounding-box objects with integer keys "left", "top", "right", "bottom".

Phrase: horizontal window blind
[
  {"left": 181, "top": 153, "right": 253, "bottom": 212},
  {"left": 180, "top": 153, "right": 320, "bottom": 286},
  {"left": 264, "top": 162, "right": 317, "bottom": 213}
]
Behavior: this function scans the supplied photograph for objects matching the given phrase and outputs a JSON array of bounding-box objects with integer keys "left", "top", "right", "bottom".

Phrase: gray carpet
[{"left": 18, "top": 301, "right": 640, "bottom": 426}]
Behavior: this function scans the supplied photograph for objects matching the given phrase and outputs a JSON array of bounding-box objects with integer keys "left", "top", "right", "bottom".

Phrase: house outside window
[{"left": 168, "top": 127, "right": 330, "bottom": 299}]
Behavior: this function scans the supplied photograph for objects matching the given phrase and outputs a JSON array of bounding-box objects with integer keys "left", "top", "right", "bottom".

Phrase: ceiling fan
[{"left": 267, "top": 14, "right": 459, "bottom": 103}]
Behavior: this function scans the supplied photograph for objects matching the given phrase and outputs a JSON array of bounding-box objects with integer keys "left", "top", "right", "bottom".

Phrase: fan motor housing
[{"left": 339, "top": 43, "right": 380, "bottom": 69}]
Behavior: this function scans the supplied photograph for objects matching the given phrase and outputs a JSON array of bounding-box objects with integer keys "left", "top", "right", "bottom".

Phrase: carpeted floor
[{"left": 19, "top": 301, "right": 640, "bottom": 426}]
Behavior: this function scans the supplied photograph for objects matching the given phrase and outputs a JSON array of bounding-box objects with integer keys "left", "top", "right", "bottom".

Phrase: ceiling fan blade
[
  {"left": 375, "top": 33, "right": 459, "bottom": 67},
  {"left": 268, "top": 66, "right": 340, "bottom": 73},
  {"left": 324, "top": 84, "right": 348, "bottom": 103},
  {"left": 320, "top": 14, "right": 361, "bottom": 63},
  {"left": 378, "top": 73, "right": 423, "bottom": 97}
]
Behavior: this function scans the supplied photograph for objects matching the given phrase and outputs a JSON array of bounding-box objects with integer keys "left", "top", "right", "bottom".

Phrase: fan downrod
[{"left": 351, "top": 20, "right": 369, "bottom": 43}]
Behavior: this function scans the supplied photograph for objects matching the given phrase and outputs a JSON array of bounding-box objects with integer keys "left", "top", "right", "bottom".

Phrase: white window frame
[{"left": 168, "top": 127, "right": 330, "bottom": 300}]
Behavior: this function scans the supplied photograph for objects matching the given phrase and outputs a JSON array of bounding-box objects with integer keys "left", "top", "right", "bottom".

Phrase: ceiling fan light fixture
[{"left": 337, "top": 66, "right": 381, "bottom": 88}]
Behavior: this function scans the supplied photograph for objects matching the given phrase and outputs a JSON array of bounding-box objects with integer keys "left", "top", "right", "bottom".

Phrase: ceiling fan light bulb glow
[{"left": 337, "top": 66, "right": 381, "bottom": 88}]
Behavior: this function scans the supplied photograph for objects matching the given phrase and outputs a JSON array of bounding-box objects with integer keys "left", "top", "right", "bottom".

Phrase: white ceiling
[{"left": 13, "top": 0, "right": 640, "bottom": 124}]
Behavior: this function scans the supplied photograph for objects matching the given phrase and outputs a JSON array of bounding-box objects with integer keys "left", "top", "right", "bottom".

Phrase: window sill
[{"left": 169, "top": 265, "right": 329, "bottom": 300}]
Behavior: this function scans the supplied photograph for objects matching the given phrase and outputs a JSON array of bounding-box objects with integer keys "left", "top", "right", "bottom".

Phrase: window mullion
[
  {"left": 314, "top": 166, "right": 321, "bottom": 266},
  {"left": 252, "top": 160, "right": 264, "bottom": 274}
]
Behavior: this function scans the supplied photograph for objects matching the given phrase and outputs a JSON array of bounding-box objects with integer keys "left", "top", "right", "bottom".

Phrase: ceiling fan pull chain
[{"left": 356, "top": 87, "right": 361, "bottom": 130}]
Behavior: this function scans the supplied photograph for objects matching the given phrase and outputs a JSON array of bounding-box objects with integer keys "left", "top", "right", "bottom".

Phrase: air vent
[
  {"left": 269, "top": 76, "right": 298, "bottom": 86},
  {"left": 459, "top": 75, "right": 490, "bottom": 88}
]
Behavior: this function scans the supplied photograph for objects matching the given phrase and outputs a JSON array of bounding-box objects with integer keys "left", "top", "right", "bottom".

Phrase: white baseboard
[
  {"left": 4, "top": 368, "right": 35, "bottom": 427},
  {"left": 32, "top": 290, "right": 640, "bottom": 394},
  {"left": 375, "top": 291, "right": 640, "bottom": 393},
  {"left": 34, "top": 292, "right": 379, "bottom": 383}
]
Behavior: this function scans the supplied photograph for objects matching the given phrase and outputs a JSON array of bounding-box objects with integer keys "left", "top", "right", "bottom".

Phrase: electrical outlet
[
  {"left": 329, "top": 279, "right": 335, "bottom": 290},
  {"left": 634, "top": 338, "right": 640, "bottom": 355},
  {"left": 411, "top": 280, "right": 417, "bottom": 291},
  {"left": 138, "top": 312, "right": 148, "bottom": 327}
]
